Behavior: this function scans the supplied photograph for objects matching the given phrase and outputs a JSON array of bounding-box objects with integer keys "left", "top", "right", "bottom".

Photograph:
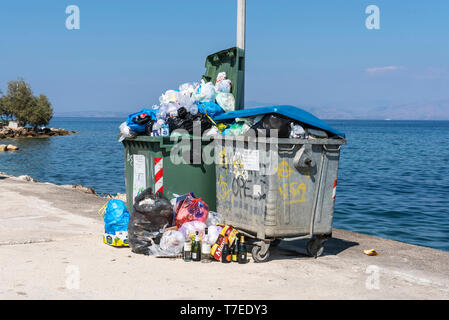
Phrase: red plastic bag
[{"left": 174, "top": 193, "right": 209, "bottom": 228}]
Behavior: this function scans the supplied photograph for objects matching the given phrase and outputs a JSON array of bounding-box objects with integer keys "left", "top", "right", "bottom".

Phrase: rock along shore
[{"left": 0, "top": 126, "right": 77, "bottom": 139}]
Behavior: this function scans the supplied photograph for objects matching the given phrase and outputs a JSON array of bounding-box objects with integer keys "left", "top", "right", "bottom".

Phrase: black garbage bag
[
  {"left": 167, "top": 107, "right": 212, "bottom": 135},
  {"left": 128, "top": 187, "right": 174, "bottom": 255},
  {"left": 250, "top": 114, "right": 292, "bottom": 138},
  {"left": 144, "top": 120, "right": 155, "bottom": 136}
]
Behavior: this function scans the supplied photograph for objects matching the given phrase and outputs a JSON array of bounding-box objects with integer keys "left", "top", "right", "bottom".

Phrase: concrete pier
[{"left": 1, "top": 174, "right": 448, "bottom": 299}]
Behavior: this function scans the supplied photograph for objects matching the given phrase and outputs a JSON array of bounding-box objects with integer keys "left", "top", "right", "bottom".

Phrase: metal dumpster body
[{"left": 214, "top": 136, "right": 345, "bottom": 261}]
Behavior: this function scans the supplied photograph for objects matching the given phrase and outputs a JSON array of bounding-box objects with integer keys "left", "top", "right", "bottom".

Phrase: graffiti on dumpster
[{"left": 276, "top": 159, "right": 308, "bottom": 204}]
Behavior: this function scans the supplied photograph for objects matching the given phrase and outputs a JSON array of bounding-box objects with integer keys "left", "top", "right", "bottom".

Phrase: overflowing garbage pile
[
  {"left": 119, "top": 72, "right": 236, "bottom": 141},
  {"left": 118, "top": 72, "right": 341, "bottom": 141},
  {"left": 100, "top": 188, "right": 248, "bottom": 264}
]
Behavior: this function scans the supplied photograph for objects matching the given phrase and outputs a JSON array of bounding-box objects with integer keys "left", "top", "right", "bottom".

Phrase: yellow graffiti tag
[
  {"left": 277, "top": 160, "right": 295, "bottom": 179},
  {"left": 279, "top": 182, "right": 307, "bottom": 204},
  {"left": 217, "top": 174, "right": 233, "bottom": 201},
  {"left": 218, "top": 147, "right": 228, "bottom": 168}
]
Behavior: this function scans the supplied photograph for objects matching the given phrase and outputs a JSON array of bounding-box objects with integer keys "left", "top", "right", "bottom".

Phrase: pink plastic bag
[{"left": 174, "top": 193, "right": 209, "bottom": 228}]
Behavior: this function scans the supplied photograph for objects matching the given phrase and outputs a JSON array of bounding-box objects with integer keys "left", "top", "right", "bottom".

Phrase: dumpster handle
[
  {"left": 278, "top": 144, "right": 297, "bottom": 153},
  {"left": 323, "top": 145, "right": 341, "bottom": 153},
  {"left": 309, "top": 151, "right": 327, "bottom": 236},
  {"left": 279, "top": 234, "right": 311, "bottom": 241}
]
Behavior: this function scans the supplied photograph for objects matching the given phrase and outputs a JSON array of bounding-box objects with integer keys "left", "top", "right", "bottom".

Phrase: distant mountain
[
  {"left": 246, "top": 99, "right": 449, "bottom": 120},
  {"left": 54, "top": 111, "right": 130, "bottom": 118},
  {"left": 54, "top": 99, "right": 449, "bottom": 120}
]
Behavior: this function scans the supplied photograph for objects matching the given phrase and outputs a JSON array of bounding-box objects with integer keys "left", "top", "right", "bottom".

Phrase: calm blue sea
[{"left": 1, "top": 118, "right": 448, "bottom": 252}]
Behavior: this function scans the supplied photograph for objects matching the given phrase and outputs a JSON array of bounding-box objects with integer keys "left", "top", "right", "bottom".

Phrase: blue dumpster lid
[{"left": 214, "top": 105, "right": 345, "bottom": 138}]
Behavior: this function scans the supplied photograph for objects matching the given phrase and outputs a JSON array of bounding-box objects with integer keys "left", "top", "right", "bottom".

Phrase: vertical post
[
  {"left": 236, "top": 0, "right": 246, "bottom": 109},
  {"left": 237, "top": 0, "right": 246, "bottom": 50}
]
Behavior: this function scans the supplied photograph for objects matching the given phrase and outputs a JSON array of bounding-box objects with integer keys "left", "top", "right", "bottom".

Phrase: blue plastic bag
[
  {"left": 126, "top": 109, "right": 158, "bottom": 133},
  {"left": 198, "top": 102, "right": 224, "bottom": 119},
  {"left": 103, "top": 200, "right": 130, "bottom": 235}
]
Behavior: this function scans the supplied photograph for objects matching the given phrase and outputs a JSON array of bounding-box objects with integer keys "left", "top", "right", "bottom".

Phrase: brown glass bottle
[{"left": 221, "top": 236, "right": 231, "bottom": 263}]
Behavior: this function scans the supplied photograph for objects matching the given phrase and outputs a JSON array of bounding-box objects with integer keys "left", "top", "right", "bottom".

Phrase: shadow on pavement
[{"left": 261, "top": 237, "right": 359, "bottom": 262}]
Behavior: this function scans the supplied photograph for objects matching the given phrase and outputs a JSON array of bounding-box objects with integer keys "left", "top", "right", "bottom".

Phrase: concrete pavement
[{"left": 1, "top": 174, "right": 448, "bottom": 299}]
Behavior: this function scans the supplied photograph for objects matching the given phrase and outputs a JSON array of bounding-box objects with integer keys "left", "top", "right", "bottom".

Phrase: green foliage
[{"left": 0, "top": 78, "right": 53, "bottom": 128}]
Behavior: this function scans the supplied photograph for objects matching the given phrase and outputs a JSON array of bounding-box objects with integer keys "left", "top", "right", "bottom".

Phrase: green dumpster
[
  {"left": 123, "top": 136, "right": 216, "bottom": 212},
  {"left": 122, "top": 46, "right": 244, "bottom": 212}
]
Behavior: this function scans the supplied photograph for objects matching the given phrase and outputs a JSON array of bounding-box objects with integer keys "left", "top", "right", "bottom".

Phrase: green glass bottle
[
  {"left": 192, "top": 231, "right": 201, "bottom": 262},
  {"left": 232, "top": 235, "right": 239, "bottom": 262}
]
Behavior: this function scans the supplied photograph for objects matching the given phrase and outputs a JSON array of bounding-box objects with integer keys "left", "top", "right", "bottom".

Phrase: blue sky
[{"left": 0, "top": 0, "right": 448, "bottom": 118}]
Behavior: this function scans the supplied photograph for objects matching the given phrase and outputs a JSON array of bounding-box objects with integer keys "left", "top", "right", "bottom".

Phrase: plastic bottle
[{"left": 161, "top": 123, "right": 170, "bottom": 137}]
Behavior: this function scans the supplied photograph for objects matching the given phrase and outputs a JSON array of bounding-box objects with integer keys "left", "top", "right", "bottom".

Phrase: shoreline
[
  {"left": 0, "top": 172, "right": 126, "bottom": 202},
  {"left": 0, "top": 126, "right": 77, "bottom": 139}
]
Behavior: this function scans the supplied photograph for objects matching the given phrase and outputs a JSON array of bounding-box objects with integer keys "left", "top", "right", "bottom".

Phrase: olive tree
[{"left": 1, "top": 79, "right": 53, "bottom": 128}]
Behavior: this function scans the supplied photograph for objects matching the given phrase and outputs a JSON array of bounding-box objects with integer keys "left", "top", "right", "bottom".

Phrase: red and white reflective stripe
[
  {"left": 332, "top": 180, "right": 337, "bottom": 200},
  {"left": 154, "top": 158, "right": 163, "bottom": 194}
]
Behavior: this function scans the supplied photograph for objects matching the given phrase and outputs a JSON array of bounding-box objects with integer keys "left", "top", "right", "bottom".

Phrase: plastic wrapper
[
  {"left": 179, "top": 82, "right": 198, "bottom": 97},
  {"left": 159, "top": 230, "right": 185, "bottom": 254},
  {"left": 216, "top": 92, "right": 235, "bottom": 112},
  {"left": 101, "top": 200, "right": 130, "bottom": 247},
  {"left": 198, "top": 102, "right": 224, "bottom": 119},
  {"left": 215, "top": 72, "right": 232, "bottom": 93},
  {"left": 178, "top": 221, "right": 207, "bottom": 239},
  {"left": 206, "top": 211, "right": 224, "bottom": 226},
  {"left": 203, "top": 126, "right": 220, "bottom": 137},
  {"left": 128, "top": 188, "right": 174, "bottom": 255},
  {"left": 205, "top": 225, "right": 223, "bottom": 245},
  {"left": 118, "top": 122, "right": 137, "bottom": 142},
  {"left": 216, "top": 72, "right": 227, "bottom": 83},
  {"left": 103, "top": 200, "right": 130, "bottom": 234},
  {"left": 290, "top": 123, "right": 308, "bottom": 139},
  {"left": 193, "top": 81, "right": 216, "bottom": 103},
  {"left": 174, "top": 193, "right": 209, "bottom": 228},
  {"left": 159, "top": 89, "right": 180, "bottom": 105},
  {"left": 222, "top": 122, "right": 245, "bottom": 136},
  {"left": 215, "top": 79, "right": 232, "bottom": 93}
]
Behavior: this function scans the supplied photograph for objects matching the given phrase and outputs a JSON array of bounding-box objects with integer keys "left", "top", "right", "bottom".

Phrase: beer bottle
[
  {"left": 201, "top": 227, "right": 211, "bottom": 263},
  {"left": 238, "top": 235, "right": 247, "bottom": 264},
  {"left": 221, "top": 236, "right": 231, "bottom": 263},
  {"left": 183, "top": 235, "right": 192, "bottom": 262},
  {"left": 232, "top": 235, "right": 239, "bottom": 262}
]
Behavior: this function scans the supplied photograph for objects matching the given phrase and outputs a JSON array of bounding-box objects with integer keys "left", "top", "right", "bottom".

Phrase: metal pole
[{"left": 237, "top": 0, "right": 246, "bottom": 50}]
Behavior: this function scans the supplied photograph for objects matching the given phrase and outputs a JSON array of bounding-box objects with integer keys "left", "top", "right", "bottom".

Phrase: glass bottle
[
  {"left": 238, "top": 235, "right": 247, "bottom": 264},
  {"left": 201, "top": 227, "right": 211, "bottom": 263}
]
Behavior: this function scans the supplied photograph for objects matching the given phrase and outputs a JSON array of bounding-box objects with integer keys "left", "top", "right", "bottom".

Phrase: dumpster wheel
[
  {"left": 306, "top": 238, "right": 325, "bottom": 258},
  {"left": 251, "top": 245, "right": 270, "bottom": 263}
]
